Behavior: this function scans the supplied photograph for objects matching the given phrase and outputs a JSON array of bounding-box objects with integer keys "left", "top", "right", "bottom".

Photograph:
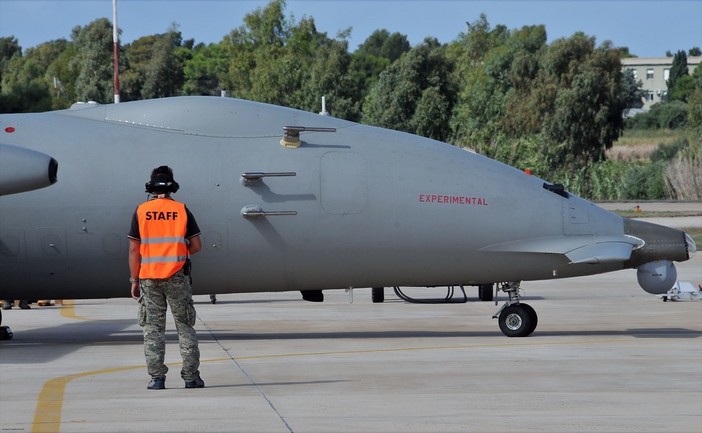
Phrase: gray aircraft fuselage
[{"left": 0, "top": 97, "right": 695, "bottom": 304}]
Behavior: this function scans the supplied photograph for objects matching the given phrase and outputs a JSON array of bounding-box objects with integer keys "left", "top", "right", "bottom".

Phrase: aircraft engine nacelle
[
  {"left": 636, "top": 260, "right": 677, "bottom": 294},
  {"left": 0, "top": 143, "right": 58, "bottom": 195}
]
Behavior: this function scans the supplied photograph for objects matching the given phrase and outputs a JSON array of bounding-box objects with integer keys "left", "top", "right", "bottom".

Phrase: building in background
[{"left": 622, "top": 56, "right": 701, "bottom": 112}]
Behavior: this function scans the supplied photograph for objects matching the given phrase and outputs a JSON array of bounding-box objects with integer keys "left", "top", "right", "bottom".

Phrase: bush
[
  {"left": 650, "top": 137, "right": 689, "bottom": 162},
  {"left": 554, "top": 160, "right": 667, "bottom": 200},
  {"left": 625, "top": 101, "right": 689, "bottom": 129},
  {"left": 664, "top": 138, "right": 702, "bottom": 200},
  {"left": 620, "top": 161, "right": 667, "bottom": 199}
]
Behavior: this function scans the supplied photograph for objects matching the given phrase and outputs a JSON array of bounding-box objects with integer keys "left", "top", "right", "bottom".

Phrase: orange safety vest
[{"left": 136, "top": 198, "right": 189, "bottom": 279}]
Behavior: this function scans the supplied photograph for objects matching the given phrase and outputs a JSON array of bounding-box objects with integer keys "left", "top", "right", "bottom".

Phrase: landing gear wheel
[
  {"left": 498, "top": 303, "right": 537, "bottom": 337},
  {"left": 478, "top": 284, "right": 493, "bottom": 301},
  {"left": 0, "top": 326, "right": 13, "bottom": 340},
  {"left": 0, "top": 309, "right": 10, "bottom": 340},
  {"left": 372, "top": 287, "right": 385, "bottom": 303}
]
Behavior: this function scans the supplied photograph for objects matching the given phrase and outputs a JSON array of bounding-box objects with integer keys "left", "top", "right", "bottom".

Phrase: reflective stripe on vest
[{"left": 137, "top": 199, "right": 188, "bottom": 279}]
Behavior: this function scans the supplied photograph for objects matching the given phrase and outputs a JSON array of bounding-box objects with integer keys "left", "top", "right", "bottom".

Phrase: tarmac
[
  {"left": 1, "top": 244, "right": 701, "bottom": 433},
  {"left": 2, "top": 208, "right": 702, "bottom": 433},
  {"left": 596, "top": 201, "right": 702, "bottom": 229}
]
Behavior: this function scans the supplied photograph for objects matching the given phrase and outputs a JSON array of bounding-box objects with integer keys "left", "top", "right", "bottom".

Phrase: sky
[{"left": 0, "top": 0, "right": 701, "bottom": 58}]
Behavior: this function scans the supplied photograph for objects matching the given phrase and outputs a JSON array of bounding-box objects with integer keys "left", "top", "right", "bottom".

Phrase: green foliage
[
  {"left": 182, "top": 43, "right": 228, "bottom": 96},
  {"left": 299, "top": 37, "right": 360, "bottom": 120},
  {"left": 123, "top": 26, "right": 185, "bottom": 100},
  {"left": 0, "top": 40, "right": 71, "bottom": 112},
  {"left": 667, "top": 50, "right": 688, "bottom": 102},
  {"left": 363, "top": 38, "right": 455, "bottom": 141},
  {"left": 349, "top": 30, "right": 409, "bottom": 99},
  {"left": 688, "top": 88, "right": 702, "bottom": 129},
  {"left": 650, "top": 137, "right": 689, "bottom": 161},
  {"left": 448, "top": 20, "right": 628, "bottom": 174},
  {"left": 0, "top": 36, "right": 21, "bottom": 82},
  {"left": 663, "top": 134, "right": 702, "bottom": 200},
  {"left": 625, "top": 101, "right": 689, "bottom": 129},
  {"left": 555, "top": 160, "right": 666, "bottom": 200},
  {"left": 355, "top": 29, "right": 409, "bottom": 62},
  {"left": 218, "top": 0, "right": 362, "bottom": 118},
  {"left": 70, "top": 18, "right": 120, "bottom": 103}
]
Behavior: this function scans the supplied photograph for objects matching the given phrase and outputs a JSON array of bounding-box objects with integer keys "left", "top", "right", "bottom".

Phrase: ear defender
[{"left": 145, "top": 166, "right": 179, "bottom": 194}]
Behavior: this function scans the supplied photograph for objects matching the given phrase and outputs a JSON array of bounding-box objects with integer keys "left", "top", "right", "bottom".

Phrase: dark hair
[{"left": 145, "top": 165, "right": 180, "bottom": 194}]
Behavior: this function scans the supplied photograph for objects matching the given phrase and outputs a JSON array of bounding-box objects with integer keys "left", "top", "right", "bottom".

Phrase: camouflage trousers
[{"left": 138, "top": 269, "right": 200, "bottom": 381}]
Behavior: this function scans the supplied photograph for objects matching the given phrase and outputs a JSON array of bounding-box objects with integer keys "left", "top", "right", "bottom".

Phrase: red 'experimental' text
[{"left": 419, "top": 194, "right": 488, "bottom": 206}]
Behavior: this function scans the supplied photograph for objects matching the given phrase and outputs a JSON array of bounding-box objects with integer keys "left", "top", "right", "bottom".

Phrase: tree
[
  {"left": 542, "top": 38, "right": 627, "bottom": 165},
  {"left": 124, "top": 25, "right": 185, "bottom": 100},
  {"left": 220, "top": 0, "right": 361, "bottom": 119},
  {"left": 0, "top": 37, "right": 22, "bottom": 84},
  {"left": 448, "top": 18, "right": 632, "bottom": 181},
  {"left": 447, "top": 15, "right": 513, "bottom": 149},
  {"left": 182, "top": 42, "right": 228, "bottom": 96},
  {"left": 355, "top": 29, "right": 410, "bottom": 62},
  {"left": 363, "top": 38, "right": 455, "bottom": 141},
  {"left": 685, "top": 66, "right": 702, "bottom": 129},
  {"left": 0, "top": 54, "right": 52, "bottom": 112},
  {"left": 70, "top": 18, "right": 121, "bottom": 103},
  {"left": 350, "top": 29, "right": 410, "bottom": 98},
  {"left": 0, "top": 40, "right": 72, "bottom": 112},
  {"left": 299, "top": 36, "right": 361, "bottom": 120},
  {"left": 689, "top": 47, "right": 701, "bottom": 56},
  {"left": 620, "top": 68, "right": 646, "bottom": 111},
  {"left": 221, "top": 0, "right": 291, "bottom": 101},
  {"left": 667, "top": 50, "right": 688, "bottom": 102}
]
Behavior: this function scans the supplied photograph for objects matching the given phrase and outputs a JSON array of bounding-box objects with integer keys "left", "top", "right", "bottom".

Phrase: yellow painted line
[
  {"left": 32, "top": 337, "right": 659, "bottom": 432},
  {"left": 32, "top": 365, "right": 140, "bottom": 433},
  {"left": 58, "top": 300, "right": 93, "bottom": 321}
]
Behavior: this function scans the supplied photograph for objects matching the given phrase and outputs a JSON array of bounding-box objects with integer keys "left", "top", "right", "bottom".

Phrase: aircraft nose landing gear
[
  {"left": 0, "top": 310, "right": 13, "bottom": 340},
  {"left": 492, "top": 282, "right": 537, "bottom": 337}
]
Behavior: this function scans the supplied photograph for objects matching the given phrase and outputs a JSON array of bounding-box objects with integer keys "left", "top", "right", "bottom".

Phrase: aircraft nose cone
[
  {"left": 685, "top": 232, "right": 696, "bottom": 258},
  {"left": 623, "top": 219, "right": 692, "bottom": 268}
]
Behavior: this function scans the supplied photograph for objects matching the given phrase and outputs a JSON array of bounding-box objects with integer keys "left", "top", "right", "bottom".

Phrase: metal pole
[{"left": 112, "top": 0, "right": 120, "bottom": 103}]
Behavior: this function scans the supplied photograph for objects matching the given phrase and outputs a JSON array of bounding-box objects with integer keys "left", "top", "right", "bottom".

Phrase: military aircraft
[{"left": 0, "top": 96, "right": 696, "bottom": 338}]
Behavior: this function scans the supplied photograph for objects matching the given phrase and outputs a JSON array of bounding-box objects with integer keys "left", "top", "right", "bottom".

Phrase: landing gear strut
[
  {"left": 492, "top": 282, "right": 537, "bottom": 337},
  {"left": 0, "top": 309, "right": 13, "bottom": 340}
]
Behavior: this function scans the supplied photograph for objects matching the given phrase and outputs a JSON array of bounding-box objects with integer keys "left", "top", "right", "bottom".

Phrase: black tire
[
  {"left": 0, "top": 326, "right": 13, "bottom": 340},
  {"left": 498, "top": 303, "right": 537, "bottom": 337},
  {"left": 372, "top": 287, "right": 385, "bottom": 303},
  {"left": 478, "top": 284, "right": 494, "bottom": 302}
]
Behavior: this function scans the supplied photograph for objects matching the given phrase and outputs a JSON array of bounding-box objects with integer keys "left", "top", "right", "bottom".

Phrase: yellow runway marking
[
  {"left": 32, "top": 337, "right": 658, "bottom": 432},
  {"left": 32, "top": 366, "right": 140, "bottom": 433},
  {"left": 59, "top": 300, "right": 93, "bottom": 321}
]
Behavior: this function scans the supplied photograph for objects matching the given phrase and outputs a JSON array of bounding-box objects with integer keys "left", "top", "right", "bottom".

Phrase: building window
[
  {"left": 628, "top": 68, "right": 638, "bottom": 80},
  {"left": 664, "top": 68, "right": 670, "bottom": 81},
  {"left": 647, "top": 91, "right": 655, "bottom": 101},
  {"left": 646, "top": 69, "right": 654, "bottom": 79}
]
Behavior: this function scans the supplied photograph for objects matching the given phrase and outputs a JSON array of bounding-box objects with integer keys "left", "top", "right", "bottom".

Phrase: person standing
[{"left": 128, "top": 166, "right": 204, "bottom": 390}]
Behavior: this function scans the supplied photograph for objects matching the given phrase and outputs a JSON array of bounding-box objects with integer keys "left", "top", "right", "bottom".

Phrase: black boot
[
  {"left": 184, "top": 376, "right": 205, "bottom": 388},
  {"left": 147, "top": 377, "right": 165, "bottom": 390}
]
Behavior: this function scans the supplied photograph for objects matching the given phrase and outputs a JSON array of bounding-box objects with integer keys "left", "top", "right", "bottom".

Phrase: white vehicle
[{"left": 657, "top": 281, "right": 702, "bottom": 302}]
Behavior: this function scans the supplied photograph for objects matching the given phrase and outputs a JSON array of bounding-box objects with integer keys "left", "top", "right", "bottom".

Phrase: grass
[
  {"left": 615, "top": 210, "right": 702, "bottom": 218},
  {"left": 613, "top": 128, "right": 685, "bottom": 147},
  {"left": 608, "top": 129, "right": 686, "bottom": 161}
]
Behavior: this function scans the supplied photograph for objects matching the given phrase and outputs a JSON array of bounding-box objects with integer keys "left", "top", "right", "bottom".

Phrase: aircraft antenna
[
  {"left": 112, "top": 0, "right": 120, "bottom": 103},
  {"left": 319, "top": 96, "right": 329, "bottom": 116}
]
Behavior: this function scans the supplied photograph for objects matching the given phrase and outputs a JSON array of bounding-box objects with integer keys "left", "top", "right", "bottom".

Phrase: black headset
[{"left": 145, "top": 166, "right": 180, "bottom": 194}]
